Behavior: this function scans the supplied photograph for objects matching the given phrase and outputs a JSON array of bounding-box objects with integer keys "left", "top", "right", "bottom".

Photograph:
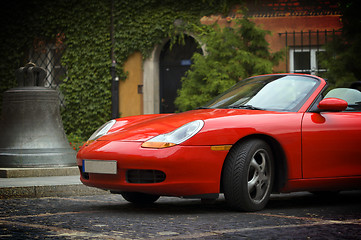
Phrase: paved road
[{"left": 0, "top": 191, "right": 360, "bottom": 239}]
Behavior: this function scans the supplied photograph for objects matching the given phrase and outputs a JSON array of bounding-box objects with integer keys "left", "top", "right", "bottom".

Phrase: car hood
[{"left": 98, "top": 108, "right": 282, "bottom": 142}]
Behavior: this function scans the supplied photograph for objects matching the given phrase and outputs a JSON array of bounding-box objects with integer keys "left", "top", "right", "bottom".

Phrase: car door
[{"left": 302, "top": 109, "right": 361, "bottom": 179}]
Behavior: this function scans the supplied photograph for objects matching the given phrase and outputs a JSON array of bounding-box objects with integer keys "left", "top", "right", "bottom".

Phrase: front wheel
[
  {"left": 222, "top": 139, "right": 274, "bottom": 211},
  {"left": 121, "top": 192, "right": 160, "bottom": 204}
]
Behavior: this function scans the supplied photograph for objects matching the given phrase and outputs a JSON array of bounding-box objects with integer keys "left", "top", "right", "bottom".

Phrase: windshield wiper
[{"left": 227, "top": 105, "right": 264, "bottom": 110}]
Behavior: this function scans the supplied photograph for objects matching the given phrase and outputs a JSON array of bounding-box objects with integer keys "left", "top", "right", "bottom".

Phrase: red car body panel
[
  {"left": 77, "top": 74, "right": 361, "bottom": 198},
  {"left": 302, "top": 112, "right": 361, "bottom": 178}
]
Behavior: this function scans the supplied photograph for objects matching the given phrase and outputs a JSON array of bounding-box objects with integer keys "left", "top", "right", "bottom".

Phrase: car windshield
[{"left": 203, "top": 75, "right": 319, "bottom": 112}]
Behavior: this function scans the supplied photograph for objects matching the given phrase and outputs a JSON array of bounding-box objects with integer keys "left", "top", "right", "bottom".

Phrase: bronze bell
[{"left": 0, "top": 63, "right": 76, "bottom": 167}]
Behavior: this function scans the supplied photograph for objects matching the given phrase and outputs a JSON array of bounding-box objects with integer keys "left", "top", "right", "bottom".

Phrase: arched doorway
[{"left": 159, "top": 36, "right": 202, "bottom": 113}]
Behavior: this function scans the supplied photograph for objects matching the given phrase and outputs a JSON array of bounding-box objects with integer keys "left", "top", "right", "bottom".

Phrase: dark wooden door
[{"left": 159, "top": 36, "right": 201, "bottom": 113}]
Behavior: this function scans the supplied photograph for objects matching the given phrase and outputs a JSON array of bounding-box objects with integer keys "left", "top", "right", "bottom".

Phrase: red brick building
[{"left": 202, "top": 0, "right": 342, "bottom": 74}]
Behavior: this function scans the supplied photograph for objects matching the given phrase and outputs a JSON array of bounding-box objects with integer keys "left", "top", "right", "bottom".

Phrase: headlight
[
  {"left": 85, "top": 119, "right": 116, "bottom": 145},
  {"left": 141, "top": 120, "right": 204, "bottom": 149}
]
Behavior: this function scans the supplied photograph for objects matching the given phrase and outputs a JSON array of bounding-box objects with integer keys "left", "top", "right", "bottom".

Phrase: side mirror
[{"left": 317, "top": 98, "right": 348, "bottom": 112}]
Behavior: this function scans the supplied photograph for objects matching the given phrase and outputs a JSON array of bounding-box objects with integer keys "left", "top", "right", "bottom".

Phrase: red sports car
[{"left": 77, "top": 74, "right": 361, "bottom": 211}]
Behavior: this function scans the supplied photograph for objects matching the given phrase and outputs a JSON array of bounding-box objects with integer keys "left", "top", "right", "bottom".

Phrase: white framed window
[{"left": 289, "top": 47, "right": 326, "bottom": 75}]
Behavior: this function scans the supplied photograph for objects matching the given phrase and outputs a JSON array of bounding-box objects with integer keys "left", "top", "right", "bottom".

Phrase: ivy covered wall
[{"left": 0, "top": 0, "right": 237, "bottom": 140}]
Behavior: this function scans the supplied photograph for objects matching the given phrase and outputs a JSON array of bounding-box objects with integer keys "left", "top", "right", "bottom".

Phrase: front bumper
[{"left": 76, "top": 140, "right": 229, "bottom": 197}]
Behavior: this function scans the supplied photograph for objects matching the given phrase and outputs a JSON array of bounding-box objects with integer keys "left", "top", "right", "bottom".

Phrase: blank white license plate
[{"left": 83, "top": 160, "right": 117, "bottom": 174}]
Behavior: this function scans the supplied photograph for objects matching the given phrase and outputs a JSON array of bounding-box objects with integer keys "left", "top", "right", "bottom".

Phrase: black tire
[
  {"left": 222, "top": 139, "right": 274, "bottom": 211},
  {"left": 121, "top": 192, "right": 160, "bottom": 204}
]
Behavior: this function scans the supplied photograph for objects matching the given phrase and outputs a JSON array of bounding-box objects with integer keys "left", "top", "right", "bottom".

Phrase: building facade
[
  {"left": 30, "top": 0, "right": 342, "bottom": 118},
  {"left": 124, "top": 0, "right": 341, "bottom": 117}
]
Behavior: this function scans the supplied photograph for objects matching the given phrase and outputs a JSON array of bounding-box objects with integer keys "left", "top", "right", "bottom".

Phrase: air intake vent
[{"left": 127, "top": 170, "right": 166, "bottom": 184}]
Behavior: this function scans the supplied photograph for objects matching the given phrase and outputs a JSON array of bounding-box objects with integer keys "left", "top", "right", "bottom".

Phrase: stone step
[{"left": 0, "top": 166, "right": 79, "bottom": 178}]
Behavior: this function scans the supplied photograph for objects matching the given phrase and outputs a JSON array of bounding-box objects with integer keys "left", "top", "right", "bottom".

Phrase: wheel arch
[{"left": 220, "top": 134, "right": 288, "bottom": 193}]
